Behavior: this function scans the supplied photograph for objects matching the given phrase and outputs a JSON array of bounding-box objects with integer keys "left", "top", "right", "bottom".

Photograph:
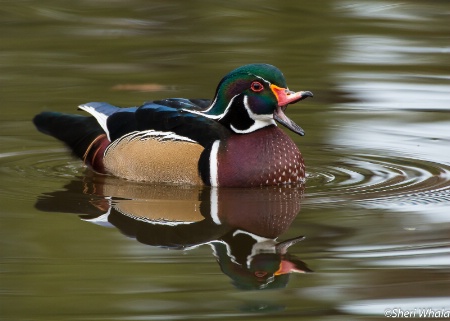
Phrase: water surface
[{"left": 1, "top": 1, "right": 450, "bottom": 320}]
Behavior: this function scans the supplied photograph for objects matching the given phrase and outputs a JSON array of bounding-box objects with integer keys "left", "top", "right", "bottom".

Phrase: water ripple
[
  {"left": 0, "top": 149, "right": 84, "bottom": 200},
  {"left": 332, "top": 242, "right": 450, "bottom": 267},
  {"left": 306, "top": 154, "right": 450, "bottom": 209},
  {"left": 1, "top": 149, "right": 450, "bottom": 211}
]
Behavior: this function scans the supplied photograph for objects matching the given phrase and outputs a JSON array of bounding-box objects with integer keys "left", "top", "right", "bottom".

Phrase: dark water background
[{"left": 1, "top": 1, "right": 450, "bottom": 320}]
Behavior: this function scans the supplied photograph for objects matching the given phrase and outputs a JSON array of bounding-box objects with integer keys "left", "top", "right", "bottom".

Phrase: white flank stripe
[
  {"left": 105, "top": 130, "right": 197, "bottom": 156},
  {"left": 139, "top": 130, "right": 197, "bottom": 143},
  {"left": 182, "top": 94, "right": 239, "bottom": 120},
  {"left": 78, "top": 104, "right": 111, "bottom": 140},
  {"left": 209, "top": 140, "right": 220, "bottom": 187}
]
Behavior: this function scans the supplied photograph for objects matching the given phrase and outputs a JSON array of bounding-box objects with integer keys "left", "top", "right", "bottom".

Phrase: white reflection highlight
[
  {"left": 336, "top": 1, "right": 428, "bottom": 21},
  {"left": 334, "top": 36, "right": 449, "bottom": 65}
]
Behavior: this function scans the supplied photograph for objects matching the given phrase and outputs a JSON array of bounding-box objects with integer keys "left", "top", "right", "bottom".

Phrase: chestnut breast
[{"left": 216, "top": 126, "right": 305, "bottom": 187}]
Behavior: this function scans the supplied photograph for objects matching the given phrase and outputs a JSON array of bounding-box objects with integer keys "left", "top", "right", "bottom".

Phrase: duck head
[{"left": 202, "top": 64, "right": 312, "bottom": 135}]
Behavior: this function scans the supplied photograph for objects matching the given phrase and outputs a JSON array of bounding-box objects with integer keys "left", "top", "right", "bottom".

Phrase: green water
[{"left": 1, "top": 1, "right": 450, "bottom": 320}]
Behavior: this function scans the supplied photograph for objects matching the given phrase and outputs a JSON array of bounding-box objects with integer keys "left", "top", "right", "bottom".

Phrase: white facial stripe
[
  {"left": 251, "top": 74, "right": 272, "bottom": 86},
  {"left": 181, "top": 108, "right": 221, "bottom": 119},
  {"left": 209, "top": 140, "right": 220, "bottom": 187},
  {"left": 251, "top": 74, "right": 290, "bottom": 95},
  {"left": 199, "top": 95, "right": 217, "bottom": 113},
  {"left": 230, "top": 95, "right": 276, "bottom": 134},
  {"left": 182, "top": 94, "right": 239, "bottom": 120},
  {"left": 230, "top": 120, "right": 276, "bottom": 134}
]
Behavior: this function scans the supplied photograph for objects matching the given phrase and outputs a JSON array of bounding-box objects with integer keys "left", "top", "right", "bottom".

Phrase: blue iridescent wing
[
  {"left": 80, "top": 99, "right": 229, "bottom": 146},
  {"left": 135, "top": 100, "right": 230, "bottom": 147}
]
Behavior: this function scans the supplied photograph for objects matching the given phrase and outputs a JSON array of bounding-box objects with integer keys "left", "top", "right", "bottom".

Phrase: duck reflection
[{"left": 36, "top": 174, "right": 311, "bottom": 290}]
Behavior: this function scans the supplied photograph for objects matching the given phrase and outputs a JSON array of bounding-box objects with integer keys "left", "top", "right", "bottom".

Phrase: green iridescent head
[
  {"left": 205, "top": 64, "right": 285, "bottom": 115},
  {"left": 202, "top": 64, "right": 313, "bottom": 135}
]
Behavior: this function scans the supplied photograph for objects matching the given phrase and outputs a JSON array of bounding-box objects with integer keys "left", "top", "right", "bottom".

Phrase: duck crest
[
  {"left": 199, "top": 64, "right": 286, "bottom": 118},
  {"left": 33, "top": 64, "right": 313, "bottom": 187}
]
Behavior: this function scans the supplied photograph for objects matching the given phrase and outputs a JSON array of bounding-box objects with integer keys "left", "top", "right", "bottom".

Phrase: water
[{"left": 1, "top": 1, "right": 450, "bottom": 320}]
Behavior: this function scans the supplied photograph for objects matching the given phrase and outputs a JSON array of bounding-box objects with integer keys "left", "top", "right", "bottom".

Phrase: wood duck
[
  {"left": 33, "top": 64, "right": 313, "bottom": 187},
  {"left": 35, "top": 176, "right": 311, "bottom": 290}
]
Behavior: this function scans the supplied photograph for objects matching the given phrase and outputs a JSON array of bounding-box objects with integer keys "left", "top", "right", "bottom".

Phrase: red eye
[
  {"left": 250, "top": 81, "right": 264, "bottom": 92},
  {"left": 255, "top": 271, "right": 267, "bottom": 277}
]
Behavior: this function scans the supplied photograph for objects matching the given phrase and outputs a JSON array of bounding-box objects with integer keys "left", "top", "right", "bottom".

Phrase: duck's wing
[
  {"left": 78, "top": 102, "right": 137, "bottom": 142},
  {"left": 79, "top": 99, "right": 230, "bottom": 147},
  {"left": 146, "top": 98, "right": 212, "bottom": 111},
  {"left": 134, "top": 100, "right": 230, "bottom": 147}
]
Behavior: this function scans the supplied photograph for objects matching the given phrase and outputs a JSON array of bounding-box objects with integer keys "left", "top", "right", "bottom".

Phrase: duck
[{"left": 33, "top": 63, "right": 313, "bottom": 187}]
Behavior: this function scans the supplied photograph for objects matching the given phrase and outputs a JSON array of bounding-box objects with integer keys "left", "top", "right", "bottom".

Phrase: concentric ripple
[
  {"left": 0, "top": 149, "right": 83, "bottom": 178},
  {"left": 0, "top": 149, "right": 85, "bottom": 200},
  {"left": 306, "top": 154, "right": 450, "bottom": 209},
  {"left": 1, "top": 149, "right": 450, "bottom": 210}
]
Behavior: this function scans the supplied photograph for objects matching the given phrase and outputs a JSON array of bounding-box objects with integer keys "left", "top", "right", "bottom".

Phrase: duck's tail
[{"left": 33, "top": 112, "right": 109, "bottom": 172}]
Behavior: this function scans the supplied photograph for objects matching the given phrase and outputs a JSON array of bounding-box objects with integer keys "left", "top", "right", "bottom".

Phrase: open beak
[{"left": 270, "top": 84, "right": 313, "bottom": 136}]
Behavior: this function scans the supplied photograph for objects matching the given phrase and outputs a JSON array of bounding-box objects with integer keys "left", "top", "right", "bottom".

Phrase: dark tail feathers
[{"left": 33, "top": 112, "right": 105, "bottom": 159}]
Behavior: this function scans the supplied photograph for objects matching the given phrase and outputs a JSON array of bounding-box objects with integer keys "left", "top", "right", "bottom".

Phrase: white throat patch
[{"left": 230, "top": 95, "right": 276, "bottom": 134}]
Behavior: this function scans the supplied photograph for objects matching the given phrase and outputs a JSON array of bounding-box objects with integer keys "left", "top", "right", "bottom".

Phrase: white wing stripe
[{"left": 78, "top": 104, "right": 110, "bottom": 140}]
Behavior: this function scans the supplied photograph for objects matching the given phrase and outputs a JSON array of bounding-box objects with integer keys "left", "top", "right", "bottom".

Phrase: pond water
[{"left": 1, "top": 1, "right": 450, "bottom": 320}]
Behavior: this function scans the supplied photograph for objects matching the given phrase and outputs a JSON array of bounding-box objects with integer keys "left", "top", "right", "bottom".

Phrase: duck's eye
[{"left": 250, "top": 81, "right": 264, "bottom": 92}]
